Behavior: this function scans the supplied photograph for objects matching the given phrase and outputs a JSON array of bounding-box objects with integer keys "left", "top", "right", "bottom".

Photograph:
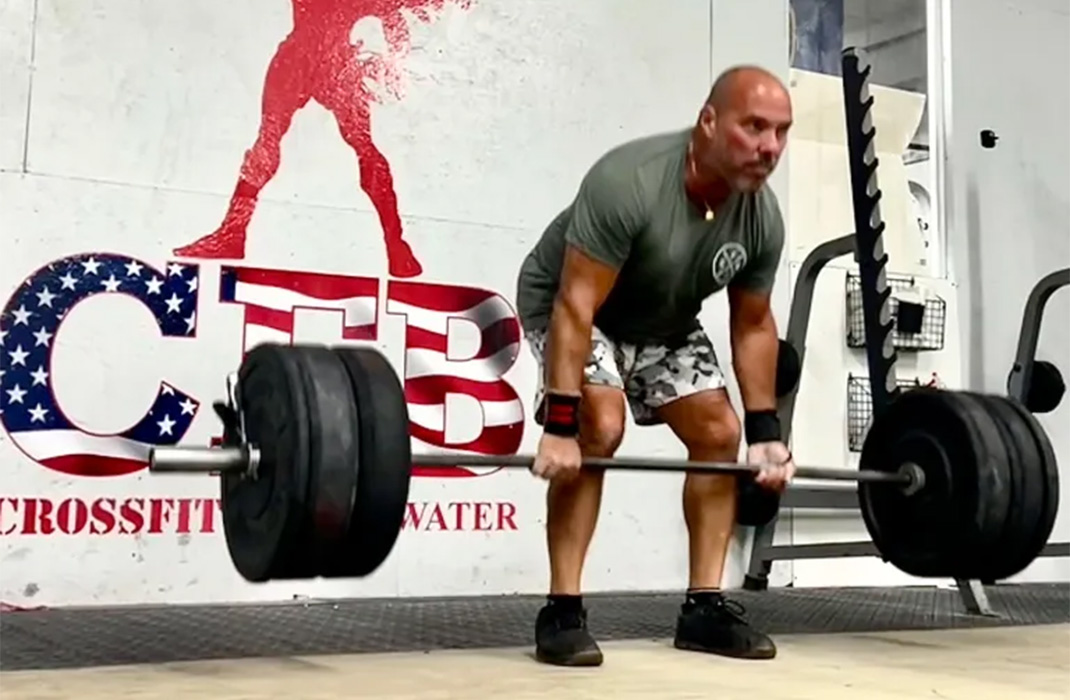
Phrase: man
[{"left": 514, "top": 65, "right": 795, "bottom": 667}]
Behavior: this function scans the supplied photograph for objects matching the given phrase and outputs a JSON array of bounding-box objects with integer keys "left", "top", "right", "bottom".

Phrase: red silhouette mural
[{"left": 173, "top": 0, "right": 470, "bottom": 278}]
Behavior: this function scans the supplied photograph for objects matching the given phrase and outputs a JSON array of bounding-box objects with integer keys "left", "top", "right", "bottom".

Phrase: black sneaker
[
  {"left": 534, "top": 602, "right": 604, "bottom": 666},
  {"left": 673, "top": 594, "right": 776, "bottom": 660}
]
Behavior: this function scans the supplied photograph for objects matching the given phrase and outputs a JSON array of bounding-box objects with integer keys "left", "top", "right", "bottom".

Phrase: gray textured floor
[{"left": 1, "top": 583, "right": 1066, "bottom": 671}]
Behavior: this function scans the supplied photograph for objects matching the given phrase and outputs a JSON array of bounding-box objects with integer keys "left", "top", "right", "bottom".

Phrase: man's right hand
[{"left": 532, "top": 432, "right": 584, "bottom": 480}]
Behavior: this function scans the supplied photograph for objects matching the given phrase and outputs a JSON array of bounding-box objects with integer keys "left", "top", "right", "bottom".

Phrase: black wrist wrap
[
  {"left": 744, "top": 410, "right": 781, "bottom": 444},
  {"left": 543, "top": 393, "right": 581, "bottom": 437}
]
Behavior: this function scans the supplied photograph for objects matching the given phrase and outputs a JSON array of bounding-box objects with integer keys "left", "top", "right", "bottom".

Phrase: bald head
[
  {"left": 706, "top": 65, "right": 790, "bottom": 112},
  {"left": 689, "top": 64, "right": 793, "bottom": 194}
]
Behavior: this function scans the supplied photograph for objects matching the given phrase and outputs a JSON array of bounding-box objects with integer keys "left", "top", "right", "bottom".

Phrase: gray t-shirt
[{"left": 516, "top": 129, "right": 785, "bottom": 345}]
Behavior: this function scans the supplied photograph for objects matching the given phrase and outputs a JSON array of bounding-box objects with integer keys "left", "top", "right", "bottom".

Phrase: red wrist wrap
[{"left": 542, "top": 393, "right": 581, "bottom": 437}]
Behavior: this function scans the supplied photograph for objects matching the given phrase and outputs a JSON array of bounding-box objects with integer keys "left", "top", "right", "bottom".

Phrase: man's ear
[{"left": 698, "top": 104, "right": 717, "bottom": 136}]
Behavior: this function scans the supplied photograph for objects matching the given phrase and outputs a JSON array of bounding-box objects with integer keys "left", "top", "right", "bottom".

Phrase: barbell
[{"left": 148, "top": 342, "right": 1060, "bottom": 585}]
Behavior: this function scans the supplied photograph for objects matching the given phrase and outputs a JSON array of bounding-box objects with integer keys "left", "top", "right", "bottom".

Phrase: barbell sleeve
[
  {"left": 149, "top": 444, "right": 914, "bottom": 488},
  {"left": 150, "top": 445, "right": 254, "bottom": 473}
]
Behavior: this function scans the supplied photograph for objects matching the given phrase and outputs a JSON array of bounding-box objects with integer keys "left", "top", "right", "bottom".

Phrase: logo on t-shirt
[{"left": 711, "top": 242, "right": 748, "bottom": 286}]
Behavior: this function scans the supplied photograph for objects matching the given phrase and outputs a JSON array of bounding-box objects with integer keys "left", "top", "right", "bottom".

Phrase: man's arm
[
  {"left": 545, "top": 248, "right": 620, "bottom": 396},
  {"left": 728, "top": 193, "right": 785, "bottom": 416},
  {"left": 543, "top": 160, "right": 645, "bottom": 401},
  {"left": 728, "top": 286, "right": 779, "bottom": 413}
]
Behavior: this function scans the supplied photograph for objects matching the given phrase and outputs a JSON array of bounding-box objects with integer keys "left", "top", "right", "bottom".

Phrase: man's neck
[
  {"left": 683, "top": 155, "right": 732, "bottom": 214},
  {"left": 684, "top": 132, "right": 735, "bottom": 213}
]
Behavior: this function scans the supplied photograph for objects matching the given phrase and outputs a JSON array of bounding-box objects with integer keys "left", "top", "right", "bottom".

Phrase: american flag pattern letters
[{"left": 0, "top": 254, "right": 201, "bottom": 477}]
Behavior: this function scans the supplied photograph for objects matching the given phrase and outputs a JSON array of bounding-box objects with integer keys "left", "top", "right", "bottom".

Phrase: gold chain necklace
[{"left": 687, "top": 141, "right": 716, "bottom": 222}]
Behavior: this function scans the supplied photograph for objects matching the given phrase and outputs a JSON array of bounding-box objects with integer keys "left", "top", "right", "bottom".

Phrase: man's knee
[
  {"left": 662, "top": 390, "right": 741, "bottom": 456},
  {"left": 578, "top": 386, "right": 626, "bottom": 458}
]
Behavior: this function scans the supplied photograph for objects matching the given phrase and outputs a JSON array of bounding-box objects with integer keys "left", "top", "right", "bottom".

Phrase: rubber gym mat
[{"left": 1, "top": 583, "right": 1066, "bottom": 671}]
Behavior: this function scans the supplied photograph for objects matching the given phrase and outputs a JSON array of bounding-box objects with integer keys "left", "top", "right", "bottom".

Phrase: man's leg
[
  {"left": 526, "top": 328, "right": 626, "bottom": 667},
  {"left": 658, "top": 388, "right": 741, "bottom": 592},
  {"left": 629, "top": 328, "right": 777, "bottom": 660},
  {"left": 546, "top": 383, "right": 626, "bottom": 594}
]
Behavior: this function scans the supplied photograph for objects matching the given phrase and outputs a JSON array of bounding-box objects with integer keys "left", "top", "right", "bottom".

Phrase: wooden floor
[{"left": 2, "top": 624, "right": 1067, "bottom": 699}]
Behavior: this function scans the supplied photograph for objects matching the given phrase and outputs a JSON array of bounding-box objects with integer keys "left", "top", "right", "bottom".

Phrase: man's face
[{"left": 698, "top": 81, "right": 793, "bottom": 193}]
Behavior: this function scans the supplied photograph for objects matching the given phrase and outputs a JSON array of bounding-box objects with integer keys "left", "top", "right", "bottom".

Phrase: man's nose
[{"left": 758, "top": 132, "right": 781, "bottom": 155}]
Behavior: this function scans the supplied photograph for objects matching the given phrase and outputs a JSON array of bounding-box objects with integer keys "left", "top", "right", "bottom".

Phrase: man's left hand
[{"left": 747, "top": 441, "right": 795, "bottom": 492}]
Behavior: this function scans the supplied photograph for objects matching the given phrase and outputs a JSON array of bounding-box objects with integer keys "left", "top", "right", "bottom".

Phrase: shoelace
[
  {"left": 554, "top": 609, "right": 587, "bottom": 629},
  {"left": 695, "top": 597, "right": 748, "bottom": 624}
]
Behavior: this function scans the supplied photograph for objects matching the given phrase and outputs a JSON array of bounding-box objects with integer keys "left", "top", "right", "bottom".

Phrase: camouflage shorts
[{"left": 525, "top": 326, "right": 726, "bottom": 426}]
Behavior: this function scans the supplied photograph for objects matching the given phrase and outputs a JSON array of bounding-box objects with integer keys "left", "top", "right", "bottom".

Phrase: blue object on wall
[{"left": 791, "top": 0, "right": 844, "bottom": 76}]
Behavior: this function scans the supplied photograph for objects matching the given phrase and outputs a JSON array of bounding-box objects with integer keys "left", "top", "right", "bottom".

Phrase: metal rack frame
[
  {"left": 1006, "top": 268, "right": 1070, "bottom": 402},
  {"left": 743, "top": 260, "right": 1070, "bottom": 616}
]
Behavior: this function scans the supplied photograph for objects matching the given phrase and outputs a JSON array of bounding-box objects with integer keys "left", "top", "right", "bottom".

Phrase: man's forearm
[
  {"left": 545, "top": 296, "right": 593, "bottom": 396},
  {"left": 731, "top": 313, "right": 779, "bottom": 413}
]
